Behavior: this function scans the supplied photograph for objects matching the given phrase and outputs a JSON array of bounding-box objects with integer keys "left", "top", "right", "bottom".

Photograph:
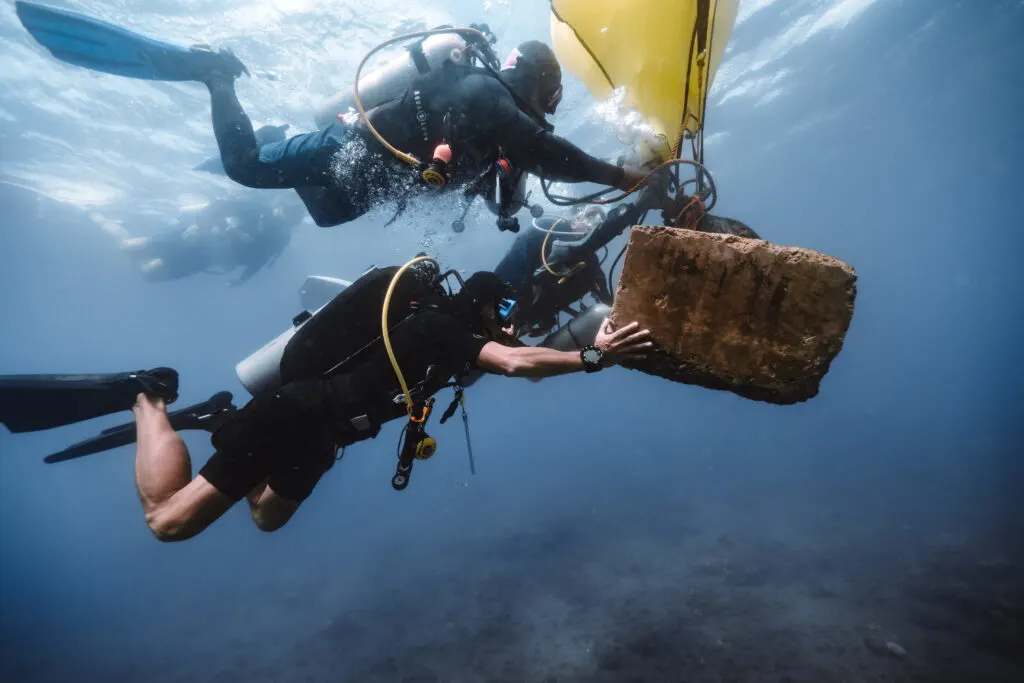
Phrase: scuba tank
[
  {"left": 235, "top": 308, "right": 323, "bottom": 396},
  {"left": 234, "top": 264, "right": 444, "bottom": 396},
  {"left": 538, "top": 303, "right": 611, "bottom": 352},
  {"left": 313, "top": 34, "right": 472, "bottom": 130},
  {"left": 236, "top": 258, "right": 473, "bottom": 492},
  {"left": 235, "top": 273, "right": 353, "bottom": 396}
]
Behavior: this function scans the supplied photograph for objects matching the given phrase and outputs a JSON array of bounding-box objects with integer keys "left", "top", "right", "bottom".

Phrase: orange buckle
[{"left": 407, "top": 400, "right": 434, "bottom": 423}]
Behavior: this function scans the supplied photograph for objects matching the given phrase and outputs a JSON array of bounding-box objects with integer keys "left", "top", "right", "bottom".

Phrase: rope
[{"left": 675, "top": 193, "right": 708, "bottom": 230}]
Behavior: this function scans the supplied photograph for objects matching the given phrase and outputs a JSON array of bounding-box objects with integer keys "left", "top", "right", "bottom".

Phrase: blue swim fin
[{"left": 15, "top": 1, "right": 247, "bottom": 82}]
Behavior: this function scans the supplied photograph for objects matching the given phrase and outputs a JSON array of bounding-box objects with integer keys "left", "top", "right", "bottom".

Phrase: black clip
[{"left": 440, "top": 386, "right": 464, "bottom": 424}]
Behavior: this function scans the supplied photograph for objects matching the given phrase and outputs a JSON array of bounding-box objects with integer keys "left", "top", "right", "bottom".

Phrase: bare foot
[{"left": 133, "top": 392, "right": 167, "bottom": 419}]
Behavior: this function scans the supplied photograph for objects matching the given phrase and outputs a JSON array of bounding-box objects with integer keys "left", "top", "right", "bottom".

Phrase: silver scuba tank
[
  {"left": 538, "top": 303, "right": 611, "bottom": 351},
  {"left": 313, "top": 34, "right": 471, "bottom": 130},
  {"left": 519, "top": 304, "right": 610, "bottom": 384},
  {"left": 234, "top": 276, "right": 352, "bottom": 396}
]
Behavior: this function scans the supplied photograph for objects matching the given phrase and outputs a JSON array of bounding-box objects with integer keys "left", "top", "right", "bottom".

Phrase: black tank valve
[{"left": 497, "top": 216, "right": 520, "bottom": 233}]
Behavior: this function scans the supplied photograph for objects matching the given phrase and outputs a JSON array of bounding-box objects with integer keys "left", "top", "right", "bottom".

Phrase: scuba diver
[
  {"left": 490, "top": 184, "right": 762, "bottom": 348},
  {"left": 291, "top": 187, "right": 763, "bottom": 363},
  {"left": 15, "top": 2, "right": 650, "bottom": 229},
  {"left": 91, "top": 193, "right": 304, "bottom": 285},
  {"left": 0, "top": 261, "right": 652, "bottom": 541},
  {"left": 495, "top": 204, "right": 613, "bottom": 338}
]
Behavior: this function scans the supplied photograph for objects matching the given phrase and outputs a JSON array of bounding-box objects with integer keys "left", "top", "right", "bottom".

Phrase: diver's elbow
[
  {"left": 479, "top": 344, "right": 530, "bottom": 377},
  {"left": 484, "top": 356, "right": 521, "bottom": 377},
  {"left": 500, "top": 357, "right": 531, "bottom": 378}
]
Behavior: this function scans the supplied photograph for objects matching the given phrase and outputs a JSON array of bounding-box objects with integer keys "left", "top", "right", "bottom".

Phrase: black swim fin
[
  {"left": 15, "top": 1, "right": 248, "bottom": 82},
  {"left": 44, "top": 391, "right": 237, "bottom": 463},
  {"left": 0, "top": 368, "right": 178, "bottom": 434}
]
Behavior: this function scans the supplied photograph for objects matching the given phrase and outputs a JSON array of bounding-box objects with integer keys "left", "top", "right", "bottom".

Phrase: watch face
[{"left": 582, "top": 347, "right": 601, "bottom": 364}]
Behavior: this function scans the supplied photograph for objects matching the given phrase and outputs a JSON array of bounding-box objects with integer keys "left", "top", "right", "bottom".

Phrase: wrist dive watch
[{"left": 580, "top": 345, "right": 604, "bottom": 373}]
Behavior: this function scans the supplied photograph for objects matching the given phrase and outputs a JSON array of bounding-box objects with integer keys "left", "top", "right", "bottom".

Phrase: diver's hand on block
[{"left": 594, "top": 319, "right": 652, "bottom": 366}]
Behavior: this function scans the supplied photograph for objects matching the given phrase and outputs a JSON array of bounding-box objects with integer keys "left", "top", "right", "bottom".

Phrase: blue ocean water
[{"left": 1, "top": 1, "right": 1021, "bottom": 681}]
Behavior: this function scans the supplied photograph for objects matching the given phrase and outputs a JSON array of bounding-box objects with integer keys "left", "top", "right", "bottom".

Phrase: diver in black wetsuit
[
  {"left": 494, "top": 180, "right": 765, "bottom": 342},
  {"left": 199, "top": 41, "right": 649, "bottom": 227},
  {"left": 94, "top": 194, "right": 304, "bottom": 285},
  {"left": 1, "top": 269, "right": 654, "bottom": 541},
  {"left": 495, "top": 204, "right": 613, "bottom": 337}
]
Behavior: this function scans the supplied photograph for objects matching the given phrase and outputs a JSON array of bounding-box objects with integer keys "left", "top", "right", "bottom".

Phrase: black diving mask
[{"left": 544, "top": 83, "right": 563, "bottom": 114}]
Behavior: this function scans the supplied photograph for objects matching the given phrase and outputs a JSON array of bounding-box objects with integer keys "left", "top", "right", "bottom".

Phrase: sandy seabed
[{"left": 195, "top": 481, "right": 1022, "bottom": 683}]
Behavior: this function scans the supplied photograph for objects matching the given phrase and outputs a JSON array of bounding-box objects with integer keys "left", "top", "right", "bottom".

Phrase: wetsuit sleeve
[
  {"left": 513, "top": 124, "right": 625, "bottom": 187},
  {"left": 470, "top": 78, "right": 625, "bottom": 187}
]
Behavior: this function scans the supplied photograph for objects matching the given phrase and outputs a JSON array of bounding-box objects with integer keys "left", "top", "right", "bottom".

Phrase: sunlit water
[{"left": 1, "top": 1, "right": 1021, "bottom": 681}]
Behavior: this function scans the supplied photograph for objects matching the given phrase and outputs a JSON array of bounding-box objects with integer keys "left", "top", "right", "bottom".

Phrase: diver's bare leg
[
  {"left": 245, "top": 481, "right": 301, "bottom": 532},
  {"left": 132, "top": 393, "right": 235, "bottom": 541}
]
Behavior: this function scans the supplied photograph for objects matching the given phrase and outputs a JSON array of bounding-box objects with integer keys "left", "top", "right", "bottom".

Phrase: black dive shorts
[{"left": 198, "top": 379, "right": 338, "bottom": 502}]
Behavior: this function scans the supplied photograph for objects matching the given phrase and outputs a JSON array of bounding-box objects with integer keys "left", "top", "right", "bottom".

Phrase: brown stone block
[{"left": 609, "top": 227, "right": 857, "bottom": 404}]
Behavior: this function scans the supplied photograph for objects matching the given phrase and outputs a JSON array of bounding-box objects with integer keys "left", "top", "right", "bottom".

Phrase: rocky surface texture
[{"left": 610, "top": 227, "right": 858, "bottom": 404}]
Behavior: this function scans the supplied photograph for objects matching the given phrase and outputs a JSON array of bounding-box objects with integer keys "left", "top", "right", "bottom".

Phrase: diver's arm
[
  {"left": 477, "top": 343, "right": 585, "bottom": 378},
  {"left": 549, "top": 190, "right": 659, "bottom": 262},
  {"left": 508, "top": 118, "right": 627, "bottom": 188},
  {"left": 477, "top": 320, "right": 652, "bottom": 378},
  {"left": 591, "top": 199, "right": 648, "bottom": 247},
  {"left": 474, "top": 82, "right": 626, "bottom": 189}
]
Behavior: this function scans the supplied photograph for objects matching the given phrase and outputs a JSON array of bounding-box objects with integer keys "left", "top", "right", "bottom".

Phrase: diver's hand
[
  {"left": 593, "top": 318, "right": 652, "bottom": 366},
  {"left": 617, "top": 166, "right": 648, "bottom": 192}
]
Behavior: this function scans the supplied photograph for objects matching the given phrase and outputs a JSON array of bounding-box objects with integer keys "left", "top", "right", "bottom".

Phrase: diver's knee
[
  {"left": 145, "top": 507, "right": 194, "bottom": 542},
  {"left": 221, "top": 161, "right": 251, "bottom": 187},
  {"left": 249, "top": 493, "right": 299, "bottom": 532},
  {"left": 251, "top": 511, "right": 288, "bottom": 533},
  {"left": 308, "top": 209, "right": 339, "bottom": 228},
  {"left": 220, "top": 154, "right": 262, "bottom": 189}
]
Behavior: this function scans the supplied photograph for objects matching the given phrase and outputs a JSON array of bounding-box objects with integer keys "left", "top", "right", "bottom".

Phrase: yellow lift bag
[{"left": 550, "top": 0, "right": 739, "bottom": 159}]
